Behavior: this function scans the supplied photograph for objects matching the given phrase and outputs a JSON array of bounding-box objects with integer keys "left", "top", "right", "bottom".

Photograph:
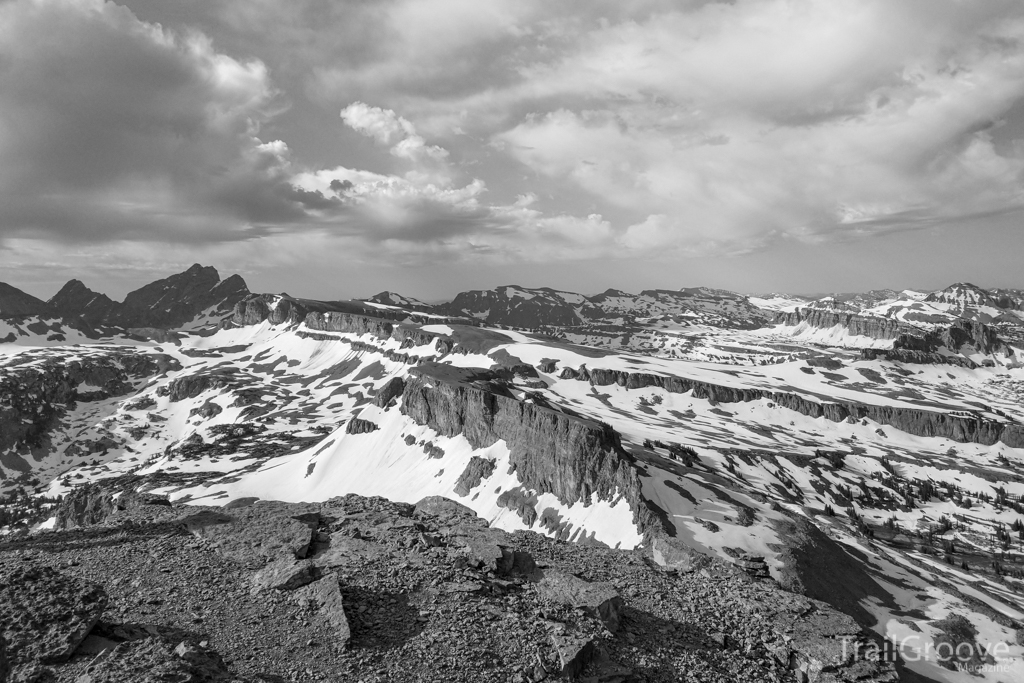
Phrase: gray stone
[
  {"left": 537, "top": 571, "right": 623, "bottom": 633},
  {"left": 250, "top": 558, "right": 318, "bottom": 593},
  {"left": 181, "top": 502, "right": 318, "bottom": 567},
  {"left": 0, "top": 566, "right": 107, "bottom": 671},
  {"left": 294, "top": 577, "right": 350, "bottom": 648}
]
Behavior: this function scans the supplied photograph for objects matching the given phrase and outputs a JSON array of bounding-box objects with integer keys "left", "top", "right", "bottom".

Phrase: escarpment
[
  {"left": 862, "top": 319, "right": 1014, "bottom": 367},
  {"left": 399, "top": 363, "right": 658, "bottom": 535},
  {"left": 562, "top": 366, "right": 1022, "bottom": 447},
  {"left": 773, "top": 308, "right": 915, "bottom": 340}
]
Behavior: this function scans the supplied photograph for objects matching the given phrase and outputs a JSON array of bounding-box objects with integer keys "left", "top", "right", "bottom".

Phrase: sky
[{"left": 1, "top": 0, "right": 1023, "bottom": 301}]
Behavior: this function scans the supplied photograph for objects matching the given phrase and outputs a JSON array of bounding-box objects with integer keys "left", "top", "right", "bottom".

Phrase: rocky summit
[
  {"left": 1, "top": 488, "right": 897, "bottom": 683},
  {"left": 3, "top": 266, "right": 1024, "bottom": 681}
]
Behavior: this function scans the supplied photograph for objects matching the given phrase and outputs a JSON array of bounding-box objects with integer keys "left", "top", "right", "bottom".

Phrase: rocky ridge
[
  {"left": 0, "top": 487, "right": 899, "bottom": 683},
  {"left": 559, "top": 364, "right": 1024, "bottom": 448}
]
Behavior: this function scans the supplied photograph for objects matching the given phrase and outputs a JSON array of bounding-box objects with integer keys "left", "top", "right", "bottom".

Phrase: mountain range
[{"left": 3, "top": 265, "right": 1024, "bottom": 681}]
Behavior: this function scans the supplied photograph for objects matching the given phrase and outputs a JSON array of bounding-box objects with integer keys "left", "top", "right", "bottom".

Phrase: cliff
[
  {"left": 561, "top": 366, "right": 1023, "bottom": 448},
  {"left": 399, "top": 363, "right": 659, "bottom": 535},
  {"left": 773, "top": 308, "right": 914, "bottom": 340}
]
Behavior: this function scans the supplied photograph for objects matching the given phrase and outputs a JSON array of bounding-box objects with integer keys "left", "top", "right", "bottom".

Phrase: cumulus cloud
[
  {"left": 5, "top": 0, "right": 1024, "bottom": 280},
  {"left": 341, "top": 102, "right": 449, "bottom": 164},
  {"left": 0, "top": 0, "right": 316, "bottom": 242}
]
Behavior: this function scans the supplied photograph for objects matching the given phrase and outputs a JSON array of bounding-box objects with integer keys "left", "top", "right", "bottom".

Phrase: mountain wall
[
  {"left": 773, "top": 308, "right": 914, "bottom": 340},
  {"left": 562, "top": 366, "right": 1024, "bottom": 448},
  {"left": 400, "top": 363, "right": 659, "bottom": 535}
]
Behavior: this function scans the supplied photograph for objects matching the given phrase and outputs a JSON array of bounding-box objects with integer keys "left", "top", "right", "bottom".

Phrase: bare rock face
[
  {"left": 53, "top": 484, "right": 171, "bottom": 530},
  {"left": 371, "top": 377, "right": 405, "bottom": 407},
  {"left": 181, "top": 503, "right": 319, "bottom": 567},
  {"left": 538, "top": 571, "right": 624, "bottom": 633},
  {"left": 650, "top": 536, "right": 714, "bottom": 574},
  {"left": 345, "top": 417, "right": 379, "bottom": 435},
  {"left": 568, "top": 364, "right": 1022, "bottom": 448},
  {"left": 774, "top": 308, "right": 912, "bottom": 340},
  {"left": 401, "top": 364, "right": 657, "bottom": 534},
  {"left": 453, "top": 456, "right": 496, "bottom": 497},
  {"left": 0, "top": 566, "right": 106, "bottom": 676}
]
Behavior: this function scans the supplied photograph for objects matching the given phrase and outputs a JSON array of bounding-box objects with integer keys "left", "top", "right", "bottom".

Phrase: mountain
[
  {"left": 36, "top": 264, "right": 249, "bottom": 333},
  {"left": 48, "top": 279, "right": 119, "bottom": 323},
  {"left": 3, "top": 273, "right": 1024, "bottom": 681},
  {"left": 0, "top": 282, "right": 49, "bottom": 317},
  {"left": 364, "top": 290, "right": 432, "bottom": 311},
  {"left": 435, "top": 285, "right": 593, "bottom": 327}
]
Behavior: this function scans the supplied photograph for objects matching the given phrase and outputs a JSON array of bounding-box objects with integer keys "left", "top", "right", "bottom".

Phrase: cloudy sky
[{"left": 1, "top": 0, "right": 1024, "bottom": 300}]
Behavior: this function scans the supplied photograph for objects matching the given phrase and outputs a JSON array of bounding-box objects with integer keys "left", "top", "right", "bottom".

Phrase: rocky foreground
[{"left": 0, "top": 488, "right": 899, "bottom": 683}]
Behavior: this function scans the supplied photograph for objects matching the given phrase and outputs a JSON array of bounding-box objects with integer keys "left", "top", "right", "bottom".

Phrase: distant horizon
[{"left": 3, "top": 261, "right": 1020, "bottom": 306}]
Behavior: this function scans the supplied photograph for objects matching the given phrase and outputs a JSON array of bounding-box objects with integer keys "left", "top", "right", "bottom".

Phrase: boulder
[
  {"left": 550, "top": 632, "right": 598, "bottom": 678},
  {"left": 181, "top": 502, "right": 319, "bottom": 567},
  {"left": 294, "top": 577, "right": 351, "bottom": 648},
  {"left": 250, "top": 558, "right": 318, "bottom": 593},
  {"left": 537, "top": 571, "right": 623, "bottom": 633},
  {"left": 649, "top": 536, "right": 712, "bottom": 574},
  {"left": 345, "top": 417, "right": 379, "bottom": 435},
  {"left": 0, "top": 566, "right": 107, "bottom": 673}
]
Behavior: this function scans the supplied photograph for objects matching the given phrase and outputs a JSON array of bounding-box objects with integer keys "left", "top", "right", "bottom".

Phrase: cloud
[
  {"left": 0, "top": 0, "right": 317, "bottom": 242},
  {"left": 5, "top": 0, "right": 1024, "bottom": 280},
  {"left": 340, "top": 101, "right": 449, "bottom": 164}
]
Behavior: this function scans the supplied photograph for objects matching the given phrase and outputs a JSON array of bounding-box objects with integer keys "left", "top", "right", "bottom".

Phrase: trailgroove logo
[{"left": 842, "top": 636, "right": 1014, "bottom": 674}]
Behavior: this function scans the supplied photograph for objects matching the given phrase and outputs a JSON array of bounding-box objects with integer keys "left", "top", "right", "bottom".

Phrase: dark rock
[
  {"left": 0, "top": 282, "right": 50, "bottom": 317},
  {"left": 345, "top": 417, "right": 379, "bottom": 435},
  {"left": 0, "top": 566, "right": 106, "bottom": 673},
  {"left": 537, "top": 571, "right": 623, "bottom": 633},
  {"left": 401, "top": 363, "right": 657, "bottom": 534},
  {"left": 453, "top": 456, "right": 496, "bottom": 497},
  {"left": 550, "top": 632, "right": 598, "bottom": 678},
  {"left": 372, "top": 377, "right": 405, "bottom": 407}
]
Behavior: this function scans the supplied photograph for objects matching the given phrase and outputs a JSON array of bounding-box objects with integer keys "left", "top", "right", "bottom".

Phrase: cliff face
[
  {"left": 400, "top": 364, "right": 657, "bottom": 535},
  {"left": 563, "top": 366, "right": 1021, "bottom": 447},
  {"left": 773, "top": 308, "right": 913, "bottom": 340}
]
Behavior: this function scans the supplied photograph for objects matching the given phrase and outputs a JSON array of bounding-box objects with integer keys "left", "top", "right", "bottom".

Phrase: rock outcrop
[
  {"left": 561, "top": 365, "right": 1024, "bottom": 447},
  {"left": 773, "top": 308, "right": 914, "bottom": 340},
  {"left": 0, "top": 565, "right": 107, "bottom": 678},
  {"left": 400, "top": 363, "right": 657, "bottom": 534}
]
